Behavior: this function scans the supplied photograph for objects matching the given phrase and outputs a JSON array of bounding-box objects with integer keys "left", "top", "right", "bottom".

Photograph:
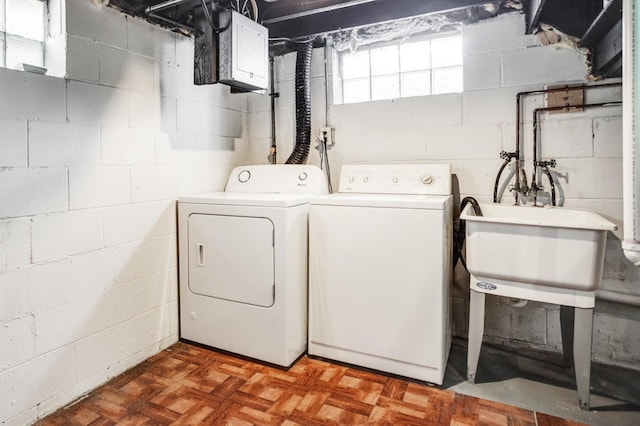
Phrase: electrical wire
[
  {"left": 199, "top": 0, "right": 231, "bottom": 34},
  {"left": 250, "top": 0, "right": 258, "bottom": 21},
  {"left": 269, "top": 35, "right": 318, "bottom": 43}
]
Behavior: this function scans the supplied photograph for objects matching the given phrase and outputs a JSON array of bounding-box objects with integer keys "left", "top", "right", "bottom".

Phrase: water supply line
[
  {"left": 285, "top": 40, "right": 313, "bottom": 164},
  {"left": 530, "top": 101, "right": 622, "bottom": 206},
  {"left": 496, "top": 82, "right": 623, "bottom": 205}
]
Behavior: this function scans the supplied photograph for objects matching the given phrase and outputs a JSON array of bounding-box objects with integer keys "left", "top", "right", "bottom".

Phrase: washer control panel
[{"left": 338, "top": 164, "right": 451, "bottom": 195}]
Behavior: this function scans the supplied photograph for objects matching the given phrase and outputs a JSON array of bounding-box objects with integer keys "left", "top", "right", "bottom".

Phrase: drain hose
[
  {"left": 285, "top": 41, "right": 313, "bottom": 164},
  {"left": 453, "top": 197, "right": 482, "bottom": 271}
]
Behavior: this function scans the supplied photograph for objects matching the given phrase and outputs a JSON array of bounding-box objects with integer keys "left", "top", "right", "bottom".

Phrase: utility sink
[{"left": 461, "top": 204, "right": 617, "bottom": 291}]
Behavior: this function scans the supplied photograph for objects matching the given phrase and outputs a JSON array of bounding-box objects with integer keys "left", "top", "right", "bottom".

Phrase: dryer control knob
[
  {"left": 421, "top": 175, "right": 434, "bottom": 185},
  {"left": 348, "top": 176, "right": 355, "bottom": 183},
  {"left": 392, "top": 176, "right": 399, "bottom": 183},
  {"left": 362, "top": 176, "right": 369, "bottom": 183},
  {"left": 238, "top": 170, "right": 251, "bottom": 183},
  {"left": 299, "top": 172, "right": 308, "bottom": 181}
]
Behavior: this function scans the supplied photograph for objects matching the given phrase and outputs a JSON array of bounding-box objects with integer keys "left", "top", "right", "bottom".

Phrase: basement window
[
  {"left": 0, "top": 0, "right": 46, "bottom": 71},
  {"left": 339, "top": 34, "right": 463, "bottom": 104}
]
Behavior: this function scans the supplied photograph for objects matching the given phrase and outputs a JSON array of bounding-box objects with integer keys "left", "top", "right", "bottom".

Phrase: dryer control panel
[
  {"left": 225, "top": 165, "right": 328, "bottom": 195},
  {"left": 339, "top": 164, "right": 451, "bottom": 195}
]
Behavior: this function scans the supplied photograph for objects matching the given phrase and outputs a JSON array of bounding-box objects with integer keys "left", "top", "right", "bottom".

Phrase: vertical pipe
[
  {"left": 622, "top": 0, "right": 640, "bottom": 265},
  {"left": 269, "top": 56, "right": 278, "bottom": 164}
]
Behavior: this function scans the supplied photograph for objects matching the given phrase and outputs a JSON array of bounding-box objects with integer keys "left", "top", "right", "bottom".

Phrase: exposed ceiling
[{"left": 107, "top": 0, "right": 622, "bottom": 77}]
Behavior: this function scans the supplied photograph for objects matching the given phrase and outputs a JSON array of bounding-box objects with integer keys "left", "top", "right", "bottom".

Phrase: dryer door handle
[{"left": 197, "top": 243, "right": 205, "bottom": 267}]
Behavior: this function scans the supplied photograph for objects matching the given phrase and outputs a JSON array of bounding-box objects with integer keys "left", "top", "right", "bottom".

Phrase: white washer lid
[
  {"left": 310, "top": 193, "right": 451, "bottom": 209},
  {"left": 179, "top": 192, "right": 314, "bottom": 207}
]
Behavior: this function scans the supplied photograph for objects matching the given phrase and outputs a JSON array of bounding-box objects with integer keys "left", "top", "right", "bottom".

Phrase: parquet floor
[{"left": 38, "top": 342, "right": 585, "bottom": 425}]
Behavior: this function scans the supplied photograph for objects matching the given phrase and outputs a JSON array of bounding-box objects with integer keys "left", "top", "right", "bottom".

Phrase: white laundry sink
[{"left": 460, "top": 203, "right": 617, "bottom": 291}]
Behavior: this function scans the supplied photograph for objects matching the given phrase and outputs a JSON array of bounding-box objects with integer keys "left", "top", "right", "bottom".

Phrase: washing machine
[
  {"left": 308, "top": 164, "right": 453, "bottom": 384},
  {"left": 178, "top": 165, "right": 327, "bottom": 367}
]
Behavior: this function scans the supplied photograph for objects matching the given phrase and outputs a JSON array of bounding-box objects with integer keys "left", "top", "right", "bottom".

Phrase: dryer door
[{"left": 188, "top": 214, "right": 275, "bottom": 307}]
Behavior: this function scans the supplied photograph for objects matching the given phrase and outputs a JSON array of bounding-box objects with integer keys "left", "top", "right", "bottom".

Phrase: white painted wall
[
  {"left": 0, "top": 0, "right": 249, "bottom": 424},
  {"left": 247, "top": 13, "right": 640, "bottom": 370}
]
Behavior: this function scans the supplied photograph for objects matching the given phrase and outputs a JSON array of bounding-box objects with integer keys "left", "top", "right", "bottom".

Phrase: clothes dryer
[
  {"left": 179, "top": 165, "right": 327, "bottom": 367},
  {"left": 308, "top": 164, "right": 452, "bottom": 384}
]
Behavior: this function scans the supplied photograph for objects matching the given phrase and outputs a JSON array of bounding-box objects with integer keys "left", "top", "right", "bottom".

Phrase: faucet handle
[
  {"left": 537, "top": 159, "right": 557, "bottom": 168},
  {"left": 499, "top": 150, "right": 516, "bottom": 160}
]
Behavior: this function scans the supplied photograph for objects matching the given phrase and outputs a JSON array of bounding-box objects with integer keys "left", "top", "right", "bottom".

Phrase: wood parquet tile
[{"left": 37, "top": 342, "right": 586, "bottom": 426}]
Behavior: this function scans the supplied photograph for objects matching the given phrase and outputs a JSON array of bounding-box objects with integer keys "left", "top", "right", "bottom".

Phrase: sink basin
[{"left": 460, "top": 204, "right": 617, "bottom": 291}]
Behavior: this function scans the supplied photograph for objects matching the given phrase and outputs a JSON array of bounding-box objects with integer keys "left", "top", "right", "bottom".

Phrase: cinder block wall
[
  {"left": 247, "top": 13, "right": 640, "bottom": 370},
  {"left": 0, "top": 1, "right": 249, "bottom": 424}
]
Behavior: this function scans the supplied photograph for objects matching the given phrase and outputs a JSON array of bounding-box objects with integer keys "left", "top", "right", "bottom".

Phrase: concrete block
[
  {"left": 66, "top": 35, "right": 99, "bottom": 82},
  {"left": 594, "top": 116, "right": 622, "bottom": 158},
  {"left": 104, "top": 281, "right": 145, "bottom": 327},
  {"left": 0, "top": 119, "right": 27, "bottom": 167},
  {"left": 176, "top": 99, "right": 198, "bottom": 133},
  {"left": 248, "top": 110, "right": 271, "bottom": 139},
  {"left": 134, "top": 302, "right": 178, "bottom": 352},
  {"left": 34, "top": 292, "right": 106, "bottom": 354},
  {"left": 127, "top": 16, "right": 176, "bottom": 63},
  {"left": 132, "top": 235, "right": 178, "bottom": 280},
  {"left": 1, "top": 408, "right": 38, "bottom": 426},
  {"left": 484, "top": 296, "right": 549, "bottom": 345},
  {"left": 0, "top": 168, "right": 68, "bottom": 218},
  {"left": 66, "top": 0, "right": 127, "bottom": 49},
  {"left": 462, "top": 87, "right": 518, "bottom": 126},
  {"left": 141, "top": 268, "right": 178, "bottom": 312},
  {"left": 67, "top": 81, "right": 129, "bottom": 127},
  {"left": 0, "top": 347, "right": 75, "bottom": 423},
  {"left": 99, "top": 45, "right": 155, "bottom": 93},
  {"left": 101, "top": 126, "right": 155, "bottom": 165},
  {"left": 27, "top": 260, "right": 73, "bottom": 313},
  {"left": 175, "top": 34, "right": 194, "bottom": 68},
  {"left": 426, "top": 125, "right": 502, "bottom": 160},
  {"left": 0, "top": 218, "right": 30, "bottom": 271},
  {"left": 160, "top": 96, "right": 177, "bottom": 132},
  {"left": 0, "top": 269, "right": 29, "bottom": 323},
  {"left": 154, "top": 131, "right": 197, "bottom": 165},
  {"left": 463, "top": 13, "right": 538, "bottom": 56},
  {"left": 129, "top": 91, "right": 162, "bottom": 130},
  {"left": 29, "top": 121, "right": 101, "bottom": 166},
  {"left": 463, "top": 54, "right": 501, "bottom": 91},
  {"left": 131, "top": 166, "right": 178, "bottom": 203},
  {"left": 541, "top": 116, "right": 593, "bottom": 158},
  {"left": 103, "top": 201, "right": 176, "bottom": 247},
  {"left": 32, "top": 210, "right": 104, "bottom": 262},
  {"left": 246, "top": 90, "right": 270, "bottom": 113},
  {"left": 0, "top": 316, "right": 34, "bottom": 373},
  {"left": 558, "top": 158, "right": 622, "bottom": 199},
  {"left": 177, "top": 164, "right": 230, "bottom": 195},
  {"left": 0, "top": 68, "right": 66, "bottom": 122},
  {"left": 69, "top": 166, "right": 131, "bottom": 209},
  {"left": 71, "top": 245, "right": 137, "bottom": 297},
  {"left": 158, "top": 61, "right": 195, "bottom": 101},
  {"left": 502, "top": 46, "right": 588, "bottom": 87},
  {"left": 593, "top": 314, "right": 640, "bottom": 369},
  {"left": 75, "top": 322, "right": 136, "bottom": 383},
  {"left": 457, "top": 160, "right": 505, "bottom": 198}
]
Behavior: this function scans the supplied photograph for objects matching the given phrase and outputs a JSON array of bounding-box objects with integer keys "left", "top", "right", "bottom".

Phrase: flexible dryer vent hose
[{"left": 285, "top": 41, "right": 313, "bottom": 164}]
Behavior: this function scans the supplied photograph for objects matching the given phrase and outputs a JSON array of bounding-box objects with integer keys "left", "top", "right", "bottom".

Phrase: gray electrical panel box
[{"left": 217, "top": 10, "right": 268, "bottom": 91}]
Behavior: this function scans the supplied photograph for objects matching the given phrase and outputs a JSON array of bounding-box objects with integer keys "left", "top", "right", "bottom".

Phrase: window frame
[
  {"left": 0, "top": 0, "right": 47, "bottom": 72},
  {"left": 338, "top": 32, "right": 463, "bottom": 104}
]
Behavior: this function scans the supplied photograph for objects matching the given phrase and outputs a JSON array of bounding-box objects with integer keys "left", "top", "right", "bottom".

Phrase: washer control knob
[
  {"left": 421, "top": 175, "right": 434, "bottom": 185},
  {"left": 392, "top": 176, "right": 399, "bottom": 183},
  {"left": 238, "top": 170, "right": 251, "bottom": 183},
  {"left": 362, "top": 176, "right": 369, "bottom": 183},
  {"left": 348, "top": 176, "right": 355, "bottom": 183},
  {"left": 299, "top": 172, "right": 308, "bottom": 181}
]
